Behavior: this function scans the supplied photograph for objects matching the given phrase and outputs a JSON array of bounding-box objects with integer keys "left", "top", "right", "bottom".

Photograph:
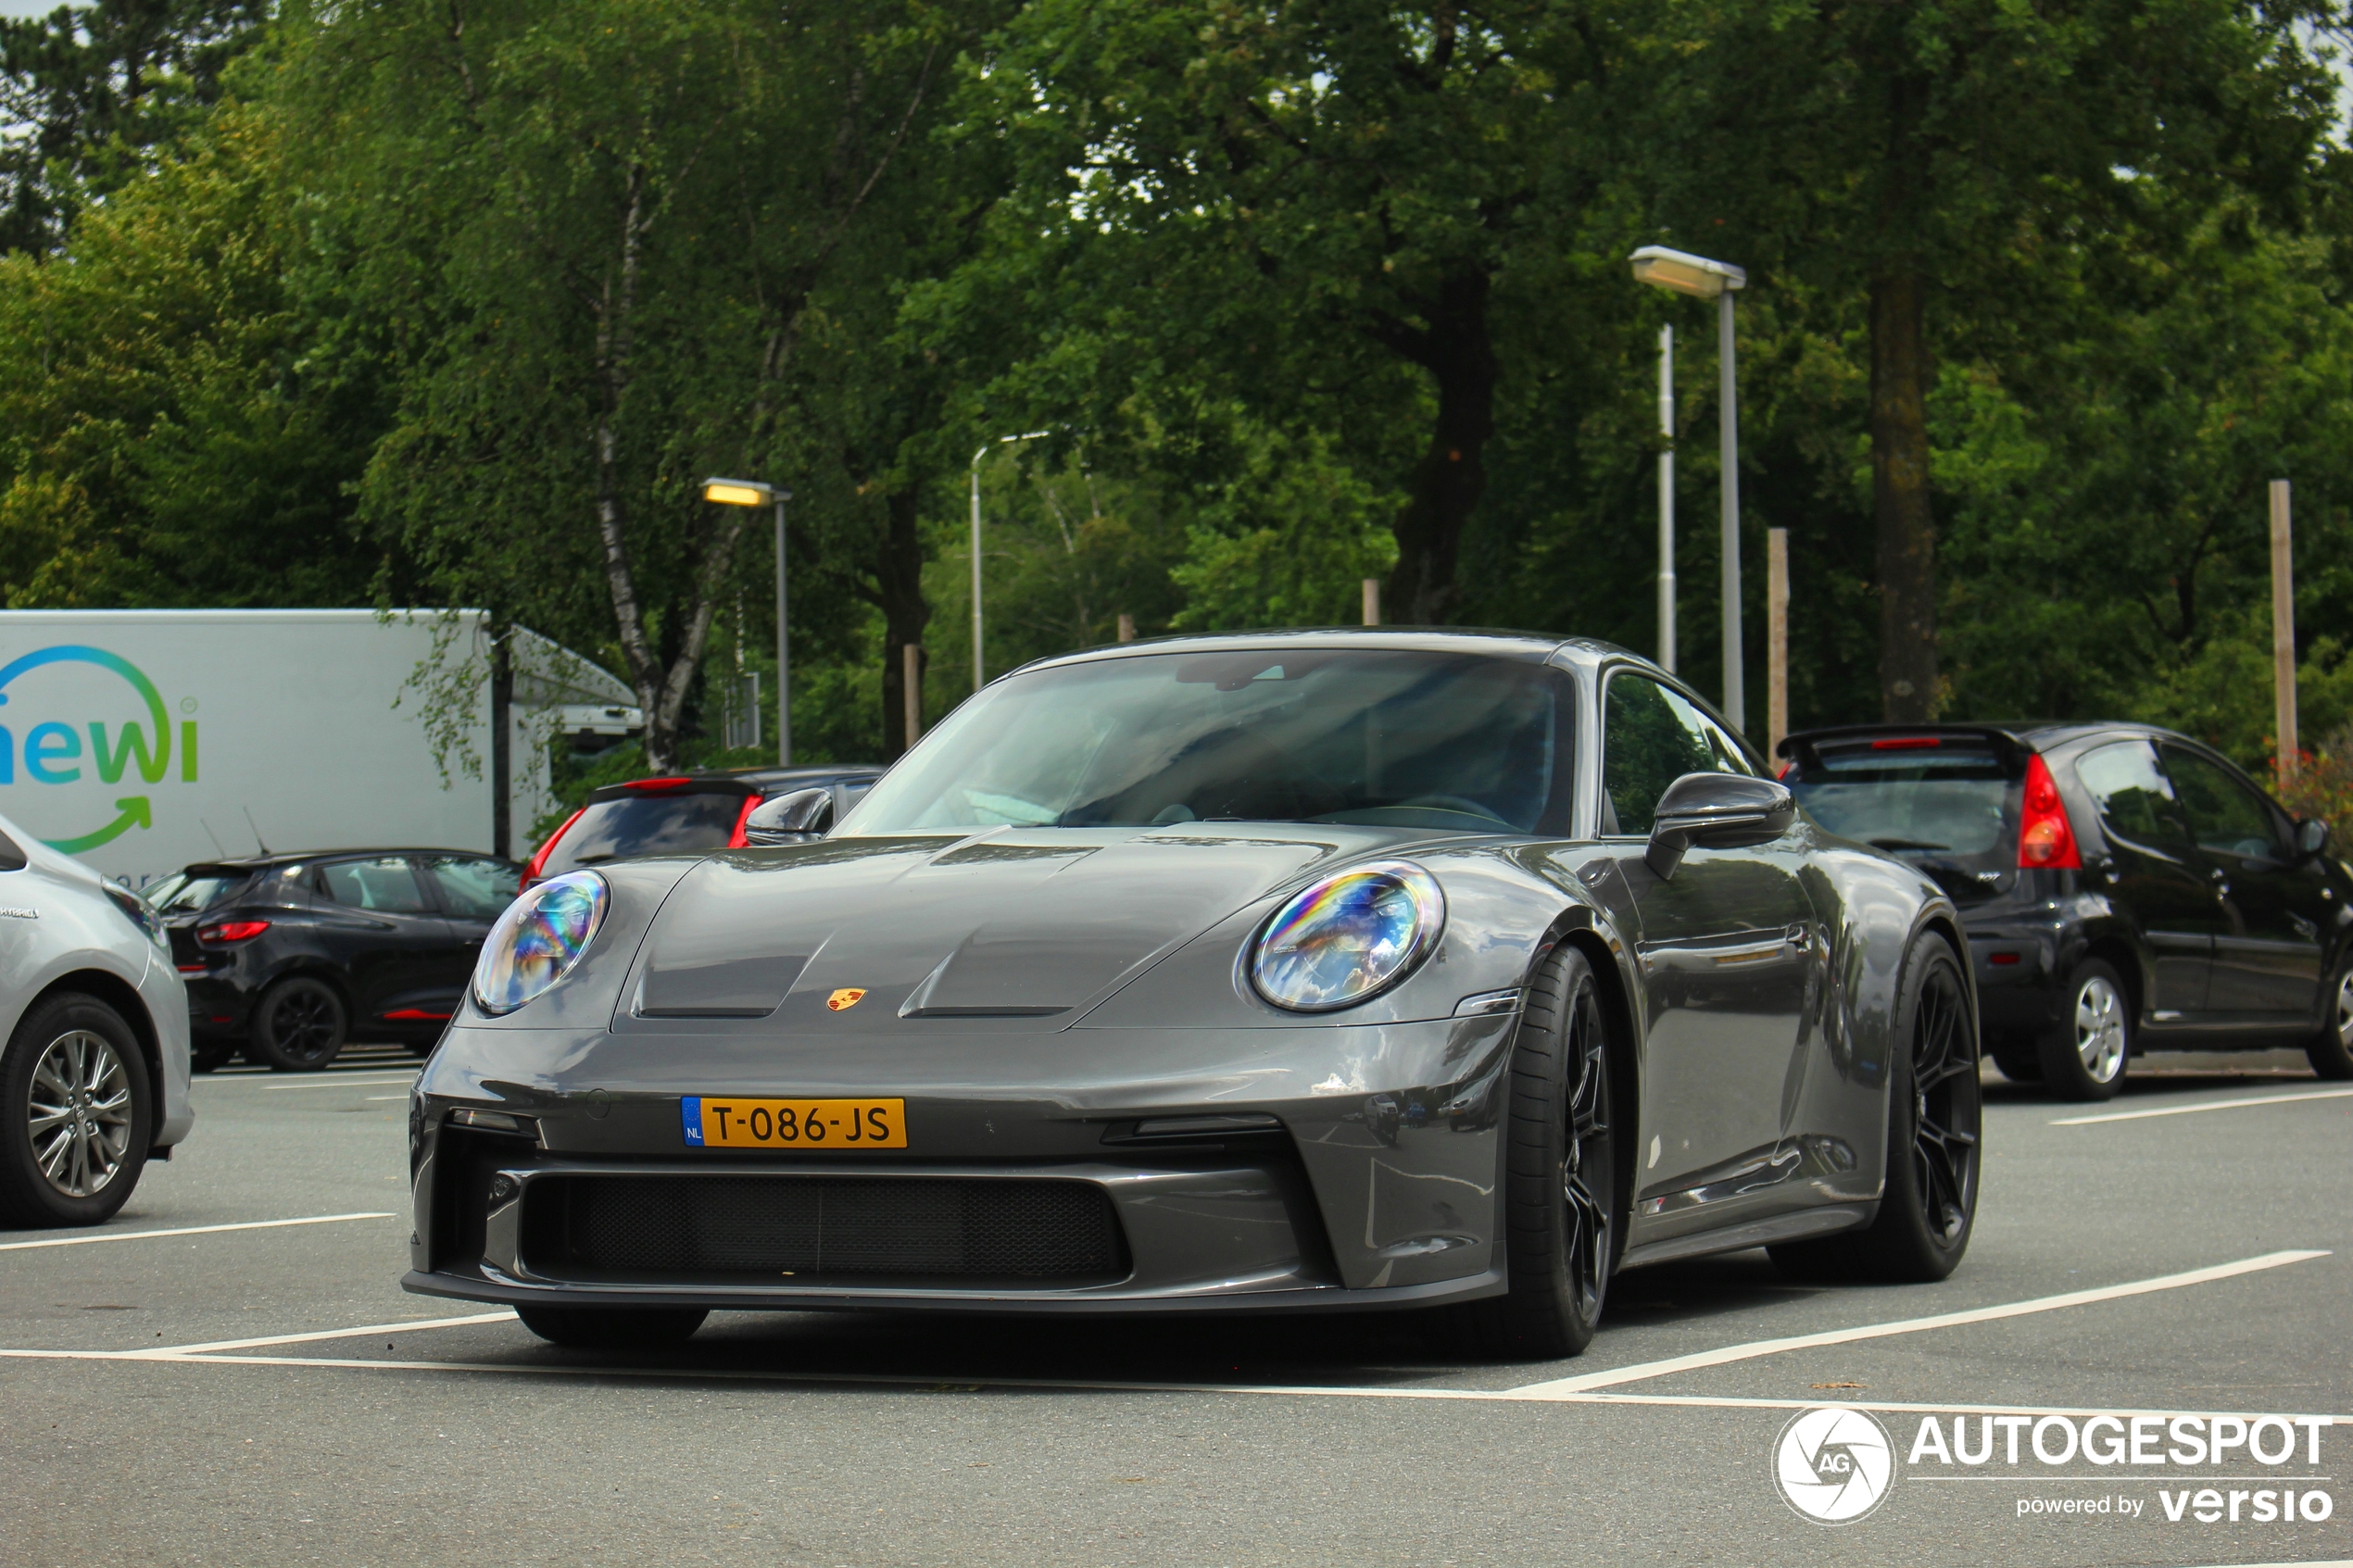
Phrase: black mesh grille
[{"left": 521, "top": 1174, "right": 1127, "bottom": 1286}]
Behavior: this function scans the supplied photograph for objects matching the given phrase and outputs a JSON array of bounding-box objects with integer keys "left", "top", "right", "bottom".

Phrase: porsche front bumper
[{"left": 402, "top": 1010, "right": 1517, "bottom": 1315}]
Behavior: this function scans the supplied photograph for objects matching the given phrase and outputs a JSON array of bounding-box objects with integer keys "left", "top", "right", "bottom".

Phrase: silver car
[{"left": 0, "top": 810, "right": 193, "bottom": 1226}]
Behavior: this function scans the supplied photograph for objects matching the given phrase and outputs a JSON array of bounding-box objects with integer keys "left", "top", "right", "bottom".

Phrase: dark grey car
[{"left": 405, "top": 632, "right": 1979, "bottom": 1358}]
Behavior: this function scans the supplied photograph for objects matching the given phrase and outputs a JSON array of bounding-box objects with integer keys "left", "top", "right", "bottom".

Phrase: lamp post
[
  {"left": 1629, "top": 245, "right": 1748, "bottom": 732},
  {"left": 703, "top": 477, "right": 793, "bottom": 765},
  {"left": 969, "top": 431, "right": 1050, "bottom": 693}
]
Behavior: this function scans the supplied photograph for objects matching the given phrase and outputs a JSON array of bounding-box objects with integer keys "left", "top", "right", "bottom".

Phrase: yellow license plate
[{"left": 681, "top": 1097, "right": 906, "bottom": 1149}]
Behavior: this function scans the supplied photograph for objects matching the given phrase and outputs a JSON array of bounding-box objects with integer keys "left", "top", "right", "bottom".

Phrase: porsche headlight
[
  {"left": 1250, "top": 860, "right": 1444, "bottom": 1012},
  {"left": 472, "top": 871, "right": 609, "bottom": 1017}
]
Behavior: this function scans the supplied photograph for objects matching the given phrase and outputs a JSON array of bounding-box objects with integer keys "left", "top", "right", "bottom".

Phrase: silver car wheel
[
  {"left": 2073, "top": 976, "right": 2127, "bottom": 1085},
  {"left": 27, "top": 1029, "right": 132, "bottom": 1198},
  {"left": 2335, "top": 969, "right": 2353, "bottom": 1047}
]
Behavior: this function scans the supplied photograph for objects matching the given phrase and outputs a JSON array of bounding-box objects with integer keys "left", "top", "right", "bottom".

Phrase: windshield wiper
[{"left": 1869, "top": 837, "right": 1951, "bottom": 852}]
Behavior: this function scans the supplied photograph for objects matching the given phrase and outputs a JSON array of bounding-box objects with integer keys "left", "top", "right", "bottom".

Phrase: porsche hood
[{"left": 619, "top": 824, "right": 1433, "bottom": 1032}]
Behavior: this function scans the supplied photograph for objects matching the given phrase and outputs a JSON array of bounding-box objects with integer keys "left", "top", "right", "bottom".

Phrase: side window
[
  {"left": 1603, "top": 674, "right": 1750, "bottom": 836},
  {"left": 318, "top": 857, "right": 432, "bottom": 913},
  {"left": 2161, "top": 747, "right": 2284, "bottom": 861},
  {"left": 2073, "top": 742, "right": 2187, "bottom": 847},
  {"left": 423, "top": 856, "right": 520, "bottom": 919}
]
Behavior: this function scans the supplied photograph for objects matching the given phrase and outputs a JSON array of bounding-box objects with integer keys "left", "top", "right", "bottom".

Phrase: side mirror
[
  {"left": 744, "top": 787, "right": 833, "bottom": 847},
  {"left": 2297, "top": 816, "right": 2331, "bottom": 859},
  {"left": 1645, "top": 772, "right": 1798, "bottom": 880}
]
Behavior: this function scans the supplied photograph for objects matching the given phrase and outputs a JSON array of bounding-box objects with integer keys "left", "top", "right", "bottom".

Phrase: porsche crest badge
[{"left": 825, "top": 988, "right": 867, "bottom": 1012}]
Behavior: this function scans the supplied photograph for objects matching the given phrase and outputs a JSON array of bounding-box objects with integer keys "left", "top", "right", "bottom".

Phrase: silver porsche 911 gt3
[{"left": 405, "top": 631, "right": 1981, "bottom": 1358}]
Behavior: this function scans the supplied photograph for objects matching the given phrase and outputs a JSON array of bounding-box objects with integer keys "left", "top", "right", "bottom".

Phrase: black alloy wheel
[
  {"left": 2308, "top": 959, "right": 2353, "bottom": 1081},
  {"left": 516, "top": 1306, "right": 709, "bottom": 1349},
  {"left": 248, "top": 977, "right": 347, "bottom": 1072},
  {"left": 1461, "top": 942, "right": 1623, "bottom": 1360},
  {"left": 0, "top": 992, "right": 153, "bottom": 1227},
  {"left": 1772, "top": 936, "right": 1981, "bottom": 1283},
  {"left": 1906, "top": 953, "right": 1982, "bottom": 1250}
]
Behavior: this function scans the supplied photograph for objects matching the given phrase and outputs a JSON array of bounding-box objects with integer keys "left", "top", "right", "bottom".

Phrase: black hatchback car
[
  {"left": 155, "top": 849, "right": 522, "bottom": 1072},
  {"left": 522, "top": 763, "right": 884, "bottom": 887},
  {"left": 1778, "top": 723, "right": 2352, "bottom": 1098}
]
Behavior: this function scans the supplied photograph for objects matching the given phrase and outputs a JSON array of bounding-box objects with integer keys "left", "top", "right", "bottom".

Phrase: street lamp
[
  {"left": 1629, "top": 245, "right": 1748, "bottom": 733},
  {"left": 969, "top": 431, "right": 1049, "bottom": 693},
  {"left": 703, "top": 477, "right": 794, "bottom": 765}
]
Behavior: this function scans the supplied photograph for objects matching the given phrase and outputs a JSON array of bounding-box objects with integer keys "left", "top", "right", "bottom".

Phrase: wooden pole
[
  {"left": 901, "top": 642, "right": 923, "bottom": 747},
  {"left": 1362, "top": 578, "right": 1380, "bottom": 627},
  {"left": 1116, "top": 613, "right": 1136, "bottom": 643},
  {"left": 2271, "top": 480, "right": 2296, "bottom": 785},
  {"left": 1767, "top": 528, "right": 1789, "bottom": 761}
]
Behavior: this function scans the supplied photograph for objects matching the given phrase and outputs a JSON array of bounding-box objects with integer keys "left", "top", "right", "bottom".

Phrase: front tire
[
  {"left": 0, "top": 993, "right": 154, "bottom": 1227},
  {"left": 516, "top": 1306, "right": 708, "bottom": 1349},
  {"left": 1772, "top": 935, "right": 1980, "bottom": 1283},
  {"left": 248, "top": 977, "right": 346, "bottom": 1072},
  {"left": 2308, "top": 960, "right": 2353, "bottom": 1081},
  {"left": 1462, "top": 943, "right": 1624, "bottom": 1360},
  {"left": 2037, "top": 959, "right": 2131, "bottom": 1101}
]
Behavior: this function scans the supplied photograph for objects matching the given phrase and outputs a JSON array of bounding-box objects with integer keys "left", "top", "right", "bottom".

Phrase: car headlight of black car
[
  {"left": 1250, "top": 860, "right": 1444, "bottom": 1012},
  {"left": 472, "top": 869, "right": 610, "bottom": 1016}
]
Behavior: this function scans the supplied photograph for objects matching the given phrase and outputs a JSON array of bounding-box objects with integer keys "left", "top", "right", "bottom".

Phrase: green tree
[
  {"left": 283, "top": 0, "right": 957, "bottom": 771},
  {"left": 1652, "top": 0, "right": 2340, "bottom": 720},
  {"left": 0, "top": 0, "right": 265, "bottom": 254}
]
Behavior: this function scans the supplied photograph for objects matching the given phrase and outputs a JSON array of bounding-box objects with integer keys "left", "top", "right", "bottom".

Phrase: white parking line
[
  {"left": 3, "top": 1342, "right": 2347, "bottom": 1426},
  {"left": 139, "top": 1311, "right": 515, "bottom": 1358},
  {"left": 255, "top": 1076, "right": 419, "bottom": 1092},
  {"left": 1507, "top": 1249, "right": 2330, "bottom": 1397},
  {"left": 0, "top": 1212, "right": 395, "bottom": 1252},
  {"left": 2052, "top": 1087, "right": 2353, "bottom": 1125}
]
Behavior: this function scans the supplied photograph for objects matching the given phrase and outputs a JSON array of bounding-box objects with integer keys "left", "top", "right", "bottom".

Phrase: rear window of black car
[
  {"left": 152, "top": 872, "right": 252, "bottom": 913},
  {"left": 1786, "top": 739, "right": 2020, "bottom": 859},
  {"left": 541, "top": 791, "right": 747, "bottom": 878}
]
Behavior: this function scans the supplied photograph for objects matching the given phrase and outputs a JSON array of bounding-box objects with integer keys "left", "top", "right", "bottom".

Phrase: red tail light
[
  {"left": 724, "top": 791, "right": 761, "bottom": 849},
  {"left": 621, "top": 776, "right": 694, "bottom": 794},
  {"left": 197, "top": 920, "right": 271, "bottom": 944},
  {"left": 2017, "top": 754, "right": 2081, "bottom": 870},
  {"left": 1871, "top": 735, "right": 1943, "bottom": 750},
  {"left": 522, "top": 807, "right": 585, "bottom": 887}
]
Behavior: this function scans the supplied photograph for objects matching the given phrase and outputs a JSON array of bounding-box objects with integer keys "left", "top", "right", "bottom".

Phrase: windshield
[
  {"left": 1787, "top": 739, "right": 2020, "bottom": 863},
  {"left": 844, "top": 649, "right": 1573, "bottom": 834},
  {"left": 542, "top": 792, "right": 749, "bottom": 878}
]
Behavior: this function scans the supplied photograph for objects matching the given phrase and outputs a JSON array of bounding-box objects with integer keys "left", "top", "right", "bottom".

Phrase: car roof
[
  {"left": 1779, "top": 720, "right": 2200, "bottom": 759},
  {"left": 176, "top": 848, "right": 512, "bottom": 874},
  {"left": 1013, "top": 627, "right": 1629, "bottom": 676}
]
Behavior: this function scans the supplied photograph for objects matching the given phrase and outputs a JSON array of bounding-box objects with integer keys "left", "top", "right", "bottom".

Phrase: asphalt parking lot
[{"left": 3, "top": 1046, "right": 2347, "bottom": 1568}]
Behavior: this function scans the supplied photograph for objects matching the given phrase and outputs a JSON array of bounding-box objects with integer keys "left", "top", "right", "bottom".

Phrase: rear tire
[
  {"left": 248, "top": 978, "right": 346, "bottom": 1072},
  {"left": 2308, "top": 960, "right": 2353, "bottom": 1081},
  {"left": 0, "top": 993, "right": 154, "bottom": 1227},
  {"left": 1458, "top": 943, "right": 1624, "bottom": 1361},
  {"left": 2036, "top": 959, "right": 2131, "bottom": 1101},
  {"left": 1771, "top": 935, "right": 1979, "bottom": 1284},
  {"left": 516, "top": 1305, "right": 708, "bottom": 1349}
]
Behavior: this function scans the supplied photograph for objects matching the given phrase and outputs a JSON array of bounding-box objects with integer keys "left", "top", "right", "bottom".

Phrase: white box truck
[{"left": 0, "top": 609, "right": 636, "bottom": 883}]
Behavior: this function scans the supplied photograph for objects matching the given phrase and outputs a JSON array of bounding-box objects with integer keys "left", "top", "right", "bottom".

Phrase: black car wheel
[
  {"left": 2309, "top": 960, "right": 2353, "bottom": 1081},
  {"left": 1462, "top": 942, "right": 1624, "bottom": 1360},
  {"left": 516, "top": 1306, "right": 709, "bottom": 1349},
  {"left": 2037, "top": 959, "right": 2131, "bottom": 1101},
  {"left": 248, "top": 978, "right": 347, "bottom": 1073},
  {"left": 0, "top": 993, "right": 153, "bottom": 1227},
  {"left": 1772, "top": 935, "right": 1980, "bottom": 1283}
]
